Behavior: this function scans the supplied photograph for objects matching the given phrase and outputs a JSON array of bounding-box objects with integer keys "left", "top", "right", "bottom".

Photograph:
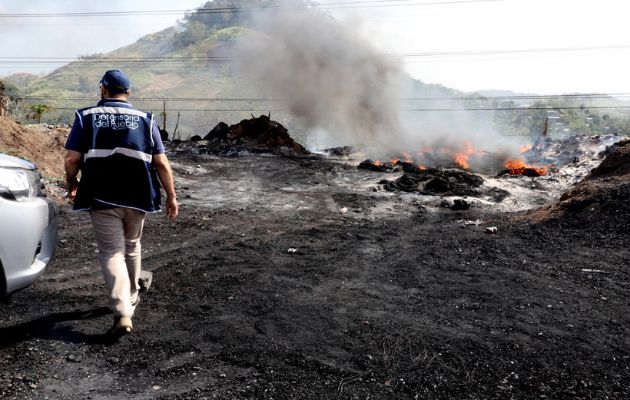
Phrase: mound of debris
[
  {"left": 359, "top": 158, "right": 509, "bottom": 202},
  {"left": 380, "top": 168, "right": 509, "bottom": 202},
  {"left": 358, "top": 159, "right": 423, "bottom": 173},
  {"left": 527, "top": 139, "right": 630, "bottom": 229},
  {"left": 322, "top": 145, "right": 356, "bottom": 157},
  {"left": 172, "top": 115, "right": 309, "bottom": 157},
  {"left": 589, "top": 139, "right": 630, "bottom": 177}
]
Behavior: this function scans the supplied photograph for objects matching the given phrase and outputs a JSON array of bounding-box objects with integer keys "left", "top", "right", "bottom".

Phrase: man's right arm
[
  {"left": 64, "top": 112, "right": 85, "bottom": 199},
  {"left": 64, "top": 150, "right": 82, "bottom": 198}
]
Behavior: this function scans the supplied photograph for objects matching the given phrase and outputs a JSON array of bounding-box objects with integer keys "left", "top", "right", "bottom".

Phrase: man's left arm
[
  {"left": 150, "top": 118, "right": 178, "bottom": 220},
  {"left": 153, "top": 154, "right": 178, "bottom": 220}
]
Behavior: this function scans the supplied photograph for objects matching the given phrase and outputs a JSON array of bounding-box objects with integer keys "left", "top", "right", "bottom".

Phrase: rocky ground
[{"left": 0, "top": 144, "right": 628, "bottom": 399}]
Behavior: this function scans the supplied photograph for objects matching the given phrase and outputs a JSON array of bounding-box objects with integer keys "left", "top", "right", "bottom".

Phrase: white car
[{"left": 0, "top": 153, "right": 58, "bottom": 301}]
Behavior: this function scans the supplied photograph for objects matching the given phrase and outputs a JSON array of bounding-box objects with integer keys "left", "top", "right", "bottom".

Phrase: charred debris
[
  {"left": 171, "top": 114, "right": 309, "bottom": 157},
  {"left": 167, "top": 115, "right": 627, "bottom": 215},
  {"left": 366, "top": 164, "right": 509, "bottom": 202},
  {"left": 358, "top": 134, "right": 627, "bottom": 199}
]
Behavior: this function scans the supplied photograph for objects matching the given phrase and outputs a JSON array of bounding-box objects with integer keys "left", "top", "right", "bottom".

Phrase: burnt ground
[{"left": 0, "top": 153, "right": 629, "bottom": 400}]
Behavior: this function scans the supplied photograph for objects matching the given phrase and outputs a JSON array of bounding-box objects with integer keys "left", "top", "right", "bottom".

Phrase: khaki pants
[{"left": 90, "top": 208, "right": 145, "bottom": 317}]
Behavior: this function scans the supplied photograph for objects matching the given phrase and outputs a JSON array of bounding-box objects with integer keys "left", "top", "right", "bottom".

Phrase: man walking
[{"left": 64, "top": 69, "right": 178, "bottom": 337}]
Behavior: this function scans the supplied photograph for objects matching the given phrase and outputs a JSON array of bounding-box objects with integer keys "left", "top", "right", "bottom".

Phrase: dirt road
[{"left": 0, "top": 153, "right": 628, "bottom": 399}]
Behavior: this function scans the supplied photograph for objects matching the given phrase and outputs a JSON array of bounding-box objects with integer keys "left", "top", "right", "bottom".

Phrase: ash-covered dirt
[
  {"left": 0, "top": 116, "right": 68, "bottom": 179},
  {"left": 0, "top": 151, "right": 629, "bottom": 400}
]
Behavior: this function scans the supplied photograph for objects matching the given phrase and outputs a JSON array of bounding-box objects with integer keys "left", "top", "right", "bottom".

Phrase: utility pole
[
  {"left": 0, "top": 96, "right": 7, "bottom": 117},
  {"left": 0, "top": 81, "right": 7, "bottom": 118},
  {"left": 161, "top": 99, "right": 167, "bottom": 132}
]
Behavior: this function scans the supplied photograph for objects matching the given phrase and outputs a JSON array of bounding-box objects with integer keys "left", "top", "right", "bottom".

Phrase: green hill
[
  {"left": 2, "top": 1, "right": 629, "bottom": 143},
  {"left": 0, "top": 0, "right": 464, "bottom": 143},
  {"left": 8, "top": 24, "right": 260, "bottom": 137}
]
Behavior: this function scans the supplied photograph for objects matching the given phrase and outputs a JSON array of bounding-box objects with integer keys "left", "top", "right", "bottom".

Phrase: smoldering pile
[
  {"left": 507, "top": 133, "right": 626, "bottom": 183},
  {"left": 172, "top": 115, "right": 309, "bottom": 157},
  {"left": 322, "top": 146, "right": 356, "bottom": 157},
  {"left": 358, "top": 159, "right": 422, "bottom": 173},
  {"left": 525, "top": 139, "right": 630, "bottom": 231},
  {"left": 356, "top": 133, "right": 628, "bottom": 196},
  {"left": 523, "top": 133, "right": 625, "bottom": 166},
  {"left": 377, "top": 167, "right": 508, "bottom": 202},
  {"left": 356, "top": 155, "right": 509, "bottom": 203}
]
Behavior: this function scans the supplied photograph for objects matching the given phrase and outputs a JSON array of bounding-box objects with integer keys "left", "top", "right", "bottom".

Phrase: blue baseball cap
[{"left": 100, "top": 69, "right": 130, "bottom": 94}]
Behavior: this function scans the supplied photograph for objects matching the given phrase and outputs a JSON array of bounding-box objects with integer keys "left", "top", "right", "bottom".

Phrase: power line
[
  {"left": 0, "top": 56, "right": 236, "bottom": 60},
  {"left": 403, "top": 106, "right": 630, "bottom": 111},
  {"left": 315, "top": 0, "right": 500, "bottom": 5},
  {"left": 15, "top": 93, "right": 630, "bottom": 102},
  {"left": 21, "top": 97, "right": 281, "bottom": 102},
  {"left": 399, "top": 45, "right": 630, "bottom": 58},
  {"left": 0, "top": 57, "right": 238, "bottom": 65},
  {"left": 0, "top": 64, "right": 234, "bottom": 71},
  {"left": 2, "top": 43, "right": 629, "bottom": 70},
  {"left": 46, "top": 106, "right": 630, "bottom": 112},
  {"left": 410, "top": 93, "right": 630, "bottom": 101},
  {"left": 0, "top": 0, "right": 506, "bottom": 18},
  {"left": 312, "top": 0, "right": 505, "bottom": 9}
]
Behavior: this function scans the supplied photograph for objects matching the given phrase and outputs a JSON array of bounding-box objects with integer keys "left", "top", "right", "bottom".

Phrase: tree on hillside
[
  {"left": 28, "top": 103, "right": 53, "bottom": 124},
  {"left": 0, "top": 80, "right": 8, "bottom": 117},
  {"left": 188, "top": 0, "right": 273, "bottom": 28},
  {"left": 0, "top": 80, "right": 22, "bottom": 119},
  {"left": 172, "top": 0, "right": 307, "bottom": 47}
]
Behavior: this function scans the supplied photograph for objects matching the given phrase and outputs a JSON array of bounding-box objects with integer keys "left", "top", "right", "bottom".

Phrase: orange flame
[
  {"left": 454, "top": 154, "right": 470, "bottom": 169},
  {"left": 453, "top": 140, "right": 477, "bottom": 169},
  {"left": 504, "top": 159, "right": 548, "bottom": 176},
  {"left": 371, "top": 142, "right": 543, "bottom": 173}
]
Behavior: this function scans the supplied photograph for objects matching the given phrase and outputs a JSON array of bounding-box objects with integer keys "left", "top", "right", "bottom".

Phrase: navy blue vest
[{"left": 73, "top": 101, "right": 161, "bottom": 212}]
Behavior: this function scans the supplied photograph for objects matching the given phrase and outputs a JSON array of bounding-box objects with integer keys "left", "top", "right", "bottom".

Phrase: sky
[{"left": 0, "top": 0, "right": 629, "bottom": 95}]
